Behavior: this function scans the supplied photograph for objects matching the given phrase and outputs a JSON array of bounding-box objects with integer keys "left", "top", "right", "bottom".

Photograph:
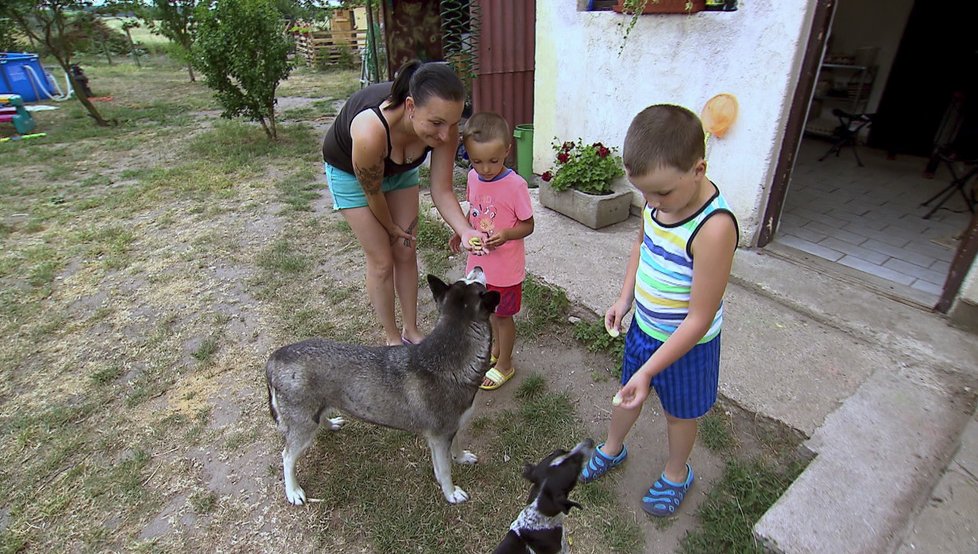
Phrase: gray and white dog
[{"left": 265, "top": 267, "right": 500, "bottom": 505}]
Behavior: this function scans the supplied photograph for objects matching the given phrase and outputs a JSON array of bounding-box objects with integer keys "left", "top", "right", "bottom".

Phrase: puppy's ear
[
  {"left": 427, "top": 274, "right": 449, "bottom": 303},
  {"left": 535, "top": 488, "right": 569, "bottom": 517},
  {"left": 481, "top": 290, "right": 501, "bottom": 312}
]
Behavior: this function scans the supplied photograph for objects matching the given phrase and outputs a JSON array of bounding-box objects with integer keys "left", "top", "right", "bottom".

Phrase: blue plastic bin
[{"left": 0, "top": 52, "right": 56, "bottom": 102}]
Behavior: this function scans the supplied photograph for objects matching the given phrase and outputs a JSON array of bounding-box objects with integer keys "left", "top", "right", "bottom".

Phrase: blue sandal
[
  {"left": 642, "top": 464, "right": 694, "bottom": 517},
  {"left": 579, "top": 442, "right": 627, "bottom": 483}
]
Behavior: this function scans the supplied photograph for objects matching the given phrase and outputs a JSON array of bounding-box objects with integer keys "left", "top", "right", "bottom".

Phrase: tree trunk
[
  {"left": 258, "top": 116, "right": 274, "bottom": 140},
  {"left": 51, "top": 56, "right": 110, "bottom": 127},
  {"left": 124, "top": 29, "right": 141, "bottom": 68},
  {"left": 99, "top": 34, "right": 114, "bottom": 66}
]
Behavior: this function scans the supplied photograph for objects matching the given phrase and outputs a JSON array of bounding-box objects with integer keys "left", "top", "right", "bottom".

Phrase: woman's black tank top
[{"left": 321, "top": 82, "right": 431, "bottom": 176}]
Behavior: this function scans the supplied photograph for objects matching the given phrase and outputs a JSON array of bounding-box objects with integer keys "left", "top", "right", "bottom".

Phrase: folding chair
[
  {"left": 920, "top": 150, "right": 978, "bottom": 219},
  {"left": 818, "top": 109, "right": 874, "bottom": 167}
]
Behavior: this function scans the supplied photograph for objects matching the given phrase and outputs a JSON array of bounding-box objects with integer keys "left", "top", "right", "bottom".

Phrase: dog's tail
[{"left": 267, "top": 380, "right": 279, "bottom": 424}]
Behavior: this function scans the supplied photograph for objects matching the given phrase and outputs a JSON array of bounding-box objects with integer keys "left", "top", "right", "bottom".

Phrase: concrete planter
[{"left": 539, "top": 178, "right": 633, "bottom": 229}]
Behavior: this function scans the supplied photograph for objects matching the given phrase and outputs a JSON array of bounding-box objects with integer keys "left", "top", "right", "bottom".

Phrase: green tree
[
  {"left": 143, "top": 0, "right": 197, "bottom": 81},
  {"left": 0, "top": 17, "right": 21, "bottom": 51},
  {"left": 0, "top": 0, "right": 111, "bottom": 126},
  {"left": 192, "top": 0, "right": 292, "bottom": 140}
]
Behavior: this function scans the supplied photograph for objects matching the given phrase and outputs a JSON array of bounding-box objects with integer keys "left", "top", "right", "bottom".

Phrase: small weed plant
[
  {"left": 573, "top": 319, "right": 625, "bottom": 376},
  {"left": 518, "top": 275, "right": 570, "bottom": 337}
]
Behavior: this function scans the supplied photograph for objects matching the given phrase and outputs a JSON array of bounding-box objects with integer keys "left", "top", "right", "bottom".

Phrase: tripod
[{"left": 921, "top": 154, "right": 978, "bottom": 219}]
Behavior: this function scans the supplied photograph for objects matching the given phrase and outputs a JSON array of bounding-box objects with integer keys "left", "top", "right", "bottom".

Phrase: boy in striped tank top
[{"left": 580, "top": 105, "right": 739, "bottom": 518}]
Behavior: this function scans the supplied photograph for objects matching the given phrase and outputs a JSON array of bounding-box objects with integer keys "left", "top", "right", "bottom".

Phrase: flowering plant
[{"left": 541, "top": 139, "right": 624, "bottom": 195}]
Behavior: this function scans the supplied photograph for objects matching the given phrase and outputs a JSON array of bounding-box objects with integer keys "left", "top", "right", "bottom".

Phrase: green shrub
[{"left": 192, "top": 0, "right": 293, "bottom": 140}]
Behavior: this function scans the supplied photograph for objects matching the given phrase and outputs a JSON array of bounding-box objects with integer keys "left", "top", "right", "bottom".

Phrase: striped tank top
[{"left": 633, "top": 185, "right": 738, "bottom": 343}]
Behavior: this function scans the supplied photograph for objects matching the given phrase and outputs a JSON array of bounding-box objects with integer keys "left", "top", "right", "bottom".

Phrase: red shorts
[{"left": 488, "top": 282, "right": 522, "bottom": 317}]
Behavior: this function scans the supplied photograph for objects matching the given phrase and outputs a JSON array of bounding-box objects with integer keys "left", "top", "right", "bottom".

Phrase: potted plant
[{"left": 539, "top": 139, "right": 633, "bottom": 229}]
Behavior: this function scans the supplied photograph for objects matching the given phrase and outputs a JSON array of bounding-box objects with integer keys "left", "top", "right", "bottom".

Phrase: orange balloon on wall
[{"left": 702, "top": 93, "right": 738, "bottom": 138}]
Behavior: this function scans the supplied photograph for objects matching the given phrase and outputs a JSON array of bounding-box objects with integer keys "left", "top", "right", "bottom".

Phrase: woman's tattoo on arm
[{"left": 354, "top": 161, "right": 384, "bottom": 194}]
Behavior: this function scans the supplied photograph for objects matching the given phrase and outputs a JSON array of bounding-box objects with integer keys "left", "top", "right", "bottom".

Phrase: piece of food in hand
[
  {"left": 612, "top": 392, "right": 623, "bottom": 407},
  {"left": 605, "top": 321, "right": 620, "bottom": 338},
  {"left": 468, "top": 236, "right": 482, "bottom": 246}
]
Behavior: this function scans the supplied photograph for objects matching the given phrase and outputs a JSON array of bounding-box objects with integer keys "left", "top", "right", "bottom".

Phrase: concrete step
[
  {"left": 736, "top": 248, "right": 978, "bottom": 553},
  {"left": 754, "top": 363, "right": 975, "bottom": 553},
  {"left": 894, "top": 404, "right": 978, "bottom": 553}
]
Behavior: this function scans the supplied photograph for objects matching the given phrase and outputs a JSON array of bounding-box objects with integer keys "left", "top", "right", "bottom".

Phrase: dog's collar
[{"left": 510, "top": 502, "right": 565, "bottom": 534}]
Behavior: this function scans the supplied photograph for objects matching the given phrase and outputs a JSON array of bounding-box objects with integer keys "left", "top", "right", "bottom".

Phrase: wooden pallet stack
[{"left": 293, "top": 10, "right": 368, "bottom": 67}]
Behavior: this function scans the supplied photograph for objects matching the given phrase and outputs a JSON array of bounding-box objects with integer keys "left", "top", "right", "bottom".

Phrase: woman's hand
[
  {"left": 448, "top": 233, "right": 462, "bottom": 253},
  {"left": 387, "top": 223, "right": 415, "bottom": 246},
  {"left": 460, "top": 228, "right": 488, "bottom": 256}
]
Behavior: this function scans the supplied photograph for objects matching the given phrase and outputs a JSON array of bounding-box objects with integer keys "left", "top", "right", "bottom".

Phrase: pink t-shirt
[{"left": 465, "top": 168, "right": 534, "bottom": 287}]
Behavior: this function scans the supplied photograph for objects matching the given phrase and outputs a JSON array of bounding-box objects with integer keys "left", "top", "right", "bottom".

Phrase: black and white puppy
[{"left": 494, "top": 439, "right": 595, "bottom": 554}]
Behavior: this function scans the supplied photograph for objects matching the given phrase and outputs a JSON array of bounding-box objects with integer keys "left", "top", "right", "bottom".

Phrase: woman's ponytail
[
  {"left": 388, "top": 59, "right": 464, "bottom": 109},
  {"left": 389, "top": 59, "right": 423, "bottom": 108}
]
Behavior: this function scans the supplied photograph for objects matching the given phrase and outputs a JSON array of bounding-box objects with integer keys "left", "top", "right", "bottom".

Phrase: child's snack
[{"left": 612, "top": 392, "right": 623, "bottom": 407}]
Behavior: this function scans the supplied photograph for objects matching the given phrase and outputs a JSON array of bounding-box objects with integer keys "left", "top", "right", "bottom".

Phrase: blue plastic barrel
[{"left": 0, "top": 52, "right": 55, "bottom": 102}]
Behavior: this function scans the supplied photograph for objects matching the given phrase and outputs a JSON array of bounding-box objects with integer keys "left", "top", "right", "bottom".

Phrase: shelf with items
[{"left": 806, "top": 63, "right": 876, "bottom": 138}]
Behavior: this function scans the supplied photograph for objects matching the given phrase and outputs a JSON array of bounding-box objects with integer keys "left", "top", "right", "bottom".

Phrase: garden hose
[{"left": 22, "top": 65, "right": 74, "bottom": 102}]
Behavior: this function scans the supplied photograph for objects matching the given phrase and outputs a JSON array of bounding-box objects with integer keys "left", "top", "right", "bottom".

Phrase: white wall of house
[
  {"left": 532, "top": 1, "right": 978, "bottom": 317},
  {"left": 533, "top": 0, "right": 817, "bottom": 246},
  {"left": 953, "top": 261, "right": 978, "bottom": 327}
]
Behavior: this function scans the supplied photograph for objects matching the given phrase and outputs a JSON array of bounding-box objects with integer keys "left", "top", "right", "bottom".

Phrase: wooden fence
[{"left": 293, "top": 29, "right": 368, "bottom": 67}]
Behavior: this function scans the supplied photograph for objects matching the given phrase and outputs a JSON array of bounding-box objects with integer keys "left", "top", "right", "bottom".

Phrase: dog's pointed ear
[
  {"left": 427, "top": 274, "right": 449, "bottom": 303},
  {"left": 535, "top": 488, "right": 571, "bottom": 517},
  {"left": 481, "top": 290, "right": 501, "bottom": 312}
]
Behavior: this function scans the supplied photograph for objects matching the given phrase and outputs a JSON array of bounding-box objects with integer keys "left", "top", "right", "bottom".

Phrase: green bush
[{"left": 192, "top": 0, "right": 293, "bottom": 140}]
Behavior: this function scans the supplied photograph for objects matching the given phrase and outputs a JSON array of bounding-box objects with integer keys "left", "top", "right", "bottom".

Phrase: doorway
[{"left": 764, "top": 0, "right": 978, "bottom": 309}]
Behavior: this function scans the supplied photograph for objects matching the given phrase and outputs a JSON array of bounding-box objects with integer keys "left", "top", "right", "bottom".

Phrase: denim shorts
[
  {"left": 621, "top": 323, "right": 721, "bottom": 419},
  {"left": 324, "top": 162, "right": 420, "bottom": 210}
]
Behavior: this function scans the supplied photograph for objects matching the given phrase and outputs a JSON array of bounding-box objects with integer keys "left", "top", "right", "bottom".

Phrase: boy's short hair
[
  {"left": 462, "top": 112, "right": 511, "bottom": 147},
  {"left": 623, "top": 104, "right": 705, "bottom": 176}
]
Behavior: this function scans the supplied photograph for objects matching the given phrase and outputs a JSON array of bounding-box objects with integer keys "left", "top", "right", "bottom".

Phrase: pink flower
[
  {"left": 541, "top": 171, "right": 553, "bottom": 182},
  {"left": 557, "top": 152, "right": 569, "bottom": 163}
]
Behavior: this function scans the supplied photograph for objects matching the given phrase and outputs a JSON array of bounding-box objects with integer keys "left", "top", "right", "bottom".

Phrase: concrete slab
[
  {"left": 754, "top": 364, "right": 975, "bottom": 553},
  {"left": 896, "top": 407, "right": 978, "bottom": 553},
  {"left": 733, "top": 246, "right": 978, "bottom": 376},
  {"left": 720, "top": 285, "right": 886, "bottom": 436}
]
